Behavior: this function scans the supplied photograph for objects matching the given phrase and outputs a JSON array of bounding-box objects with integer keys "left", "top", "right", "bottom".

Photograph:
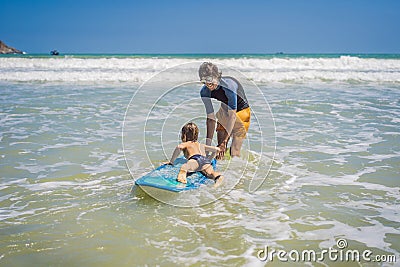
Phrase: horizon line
[{"left": 2, "top": 52, "right": 400, "bottom": 56}]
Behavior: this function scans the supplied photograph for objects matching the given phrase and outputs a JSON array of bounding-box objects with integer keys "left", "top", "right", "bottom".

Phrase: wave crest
[{"left": 1, "top": 56, "right": 399, "bottom": 83}]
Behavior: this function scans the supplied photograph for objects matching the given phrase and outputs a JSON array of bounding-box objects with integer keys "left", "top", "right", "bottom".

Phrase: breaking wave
[{"left": 1, "top": 56, "right": 400, "bottom": 83}]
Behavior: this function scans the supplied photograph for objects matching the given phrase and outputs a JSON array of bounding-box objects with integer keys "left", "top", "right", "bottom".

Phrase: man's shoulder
[
  {"left": 220, "top": 76, "right": 238, "bottom": 93},
  {"left": 200, "top": 85, "right": 210, "bottom": 96},
  {"left": 221, "top": 76, "right": 238, "bottom": 90}
]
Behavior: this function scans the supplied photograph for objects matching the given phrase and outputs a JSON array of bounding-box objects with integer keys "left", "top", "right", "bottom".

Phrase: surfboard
[{"left": 135, "top": 157, "right": 217, "bottom": 192}]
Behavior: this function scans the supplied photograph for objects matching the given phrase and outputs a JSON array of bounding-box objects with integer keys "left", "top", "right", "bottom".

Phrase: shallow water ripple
[{"left": 0, "top": 82, "right": 399, "bottom": 266}]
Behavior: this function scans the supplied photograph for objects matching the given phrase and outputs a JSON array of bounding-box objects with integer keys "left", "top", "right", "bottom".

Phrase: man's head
[
  {"left": 199, "top": 62, "right": 221, "bottom": 90},
  {"left": 181, "top": 122, "right": 199, "bottom": 142}
]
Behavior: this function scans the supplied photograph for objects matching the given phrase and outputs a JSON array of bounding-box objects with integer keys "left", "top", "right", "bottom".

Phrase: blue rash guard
[{"left": 200, "top": 76, "right": 249, "bottom": 114}]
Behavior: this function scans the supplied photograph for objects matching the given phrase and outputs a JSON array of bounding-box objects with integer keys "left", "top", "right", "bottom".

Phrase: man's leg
[
  {"left": 230, "top": 107, "right": 250, "bottom": 158},
  {"left": 230, "top": 136, "right": 244, "bottom": 157},
  {"left": 216, "top": 122, "right": 230, "bottom": 160},
  {"left": 216, "top": 122, "right": 229, "bottom": 145}
]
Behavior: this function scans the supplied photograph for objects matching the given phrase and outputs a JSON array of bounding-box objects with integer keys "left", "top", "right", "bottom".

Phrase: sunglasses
[{"left": 200, "top": 76, "right": 214, "bottom": 84}]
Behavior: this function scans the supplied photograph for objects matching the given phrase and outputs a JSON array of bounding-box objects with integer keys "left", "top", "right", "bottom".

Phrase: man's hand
[{"left": 216, "top": 140, "right": 227, "bottom": 160}]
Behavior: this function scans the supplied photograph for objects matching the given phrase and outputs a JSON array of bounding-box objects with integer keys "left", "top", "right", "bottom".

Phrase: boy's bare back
[{"left": 178, "top": 141, "right": 206, "bottom": 159}]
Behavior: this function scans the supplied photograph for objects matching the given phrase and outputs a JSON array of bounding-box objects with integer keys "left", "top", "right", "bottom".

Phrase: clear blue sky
[{"left": 1, "top": 0, "right": 399, "bottom": 54}]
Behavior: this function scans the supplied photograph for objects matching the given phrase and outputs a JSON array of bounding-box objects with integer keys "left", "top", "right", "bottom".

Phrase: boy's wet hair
[{"left": 181, "top": 122, "right": 199, "bottom": 142}]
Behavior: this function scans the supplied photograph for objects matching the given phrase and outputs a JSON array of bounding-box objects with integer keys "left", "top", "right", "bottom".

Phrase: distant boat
[{"left": 50, "top": 50, "right": 59, "bottom": 56}]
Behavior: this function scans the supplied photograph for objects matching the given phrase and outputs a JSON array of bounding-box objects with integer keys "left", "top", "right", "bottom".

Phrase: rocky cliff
[{"left": 0, "top": 40, "right": 24, "bottom": 54}]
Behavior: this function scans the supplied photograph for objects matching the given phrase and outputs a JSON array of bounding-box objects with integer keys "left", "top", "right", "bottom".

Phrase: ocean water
[{"left": 0, "top": 54, "right": 399, "bottom": 266}]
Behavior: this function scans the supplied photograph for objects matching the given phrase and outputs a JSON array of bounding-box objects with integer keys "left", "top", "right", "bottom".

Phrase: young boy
[{"left": 165, "top": 122, "right": 224, "bottom": 187}]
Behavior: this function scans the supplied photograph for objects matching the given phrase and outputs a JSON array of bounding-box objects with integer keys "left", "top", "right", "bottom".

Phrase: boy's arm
[
  {"left": 167, "top": 144, "right": 184, "bottom": 165},
  {"left": 204, "top": 144, "right": 220, "bottom": 159}
]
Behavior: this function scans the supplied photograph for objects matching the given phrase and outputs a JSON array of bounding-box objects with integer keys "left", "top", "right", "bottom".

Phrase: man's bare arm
[
  {"left": 223, "top": 109, "right": 236, "bottom": 142},
  {"left": 206, "top": 113, "right": 216, "bottom": 146}
]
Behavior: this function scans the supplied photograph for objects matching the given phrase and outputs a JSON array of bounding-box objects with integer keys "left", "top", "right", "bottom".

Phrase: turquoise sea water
[{"left": 0, "top": 54, "right": 399, "bottom": 266}]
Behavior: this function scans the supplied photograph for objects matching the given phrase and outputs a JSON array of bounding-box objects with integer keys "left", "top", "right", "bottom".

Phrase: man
[{"left": 199, "top": 62, "right": 251, "bottom": 160}]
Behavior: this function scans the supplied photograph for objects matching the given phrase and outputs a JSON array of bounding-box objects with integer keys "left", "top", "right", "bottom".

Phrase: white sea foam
[{"left": 1, "top": 56, "right": 400, "bottom": 83}]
